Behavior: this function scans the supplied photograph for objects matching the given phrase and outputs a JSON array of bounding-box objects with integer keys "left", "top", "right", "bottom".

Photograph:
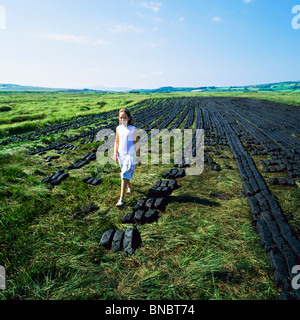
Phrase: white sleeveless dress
[{"left": 116, "top": 124, "right": 136, "bottom": 180}]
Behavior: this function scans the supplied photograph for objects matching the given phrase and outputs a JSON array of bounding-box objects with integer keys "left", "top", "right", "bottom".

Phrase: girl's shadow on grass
[
  {"left": 133, "top": 190, "right": 220, "bottom": 207},
  {"left": 168, "top": 194, "right": 220, "bottom": 207}
]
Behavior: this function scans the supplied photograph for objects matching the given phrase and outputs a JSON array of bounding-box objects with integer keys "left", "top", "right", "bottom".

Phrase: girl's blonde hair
[{"left": 118, "top": 108, "right": 134, "bottom": 125}]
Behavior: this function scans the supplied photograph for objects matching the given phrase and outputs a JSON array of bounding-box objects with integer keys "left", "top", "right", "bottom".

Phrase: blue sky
[{"left": 0, "top": 0, "right": 299, "bottom": 89}]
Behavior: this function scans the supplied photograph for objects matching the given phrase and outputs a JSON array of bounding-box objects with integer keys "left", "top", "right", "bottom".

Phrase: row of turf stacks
[
  {"left": 202, "top": 99, "right": 300, "bottom": 300},
  {"left": 39, "top": 170, "right": 69, "bottom": 186},
  {"left": 99, "top": 227, "right": 142, "bottom": 257},
  {"left": 38, "top": 150, "right": 100, "bottom": 188},
  {"left": 122, "top": 178, "right": 180, "bottom": 225},
  {"left": 99, "top": 169, "right": 184, "bottom": 255}
]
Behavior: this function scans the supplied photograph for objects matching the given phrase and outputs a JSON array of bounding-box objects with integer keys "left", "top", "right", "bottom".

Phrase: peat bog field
[{"left": 0, "top": 93, "right": 299, "bottom": 300}]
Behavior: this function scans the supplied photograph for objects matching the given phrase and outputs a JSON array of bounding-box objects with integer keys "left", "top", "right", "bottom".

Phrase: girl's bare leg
[{"left": 120, "top": 178, "right": 129, "bottom": 200}]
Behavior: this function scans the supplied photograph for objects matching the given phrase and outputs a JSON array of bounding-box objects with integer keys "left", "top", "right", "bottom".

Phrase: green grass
[
  {"left": 1, "top": 155, "right": 279, "bottom": 300},
  {"left": 0, "top": 91, "right": 150, "bottom": 138},
  {"left": 0, "top": 91, "right": 299, "bottom": 300}
]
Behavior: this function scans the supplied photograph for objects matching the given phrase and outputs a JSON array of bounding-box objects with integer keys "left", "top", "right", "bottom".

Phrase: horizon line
[{"left": 0, "top": 80, "right": 300, "bottom": 92}]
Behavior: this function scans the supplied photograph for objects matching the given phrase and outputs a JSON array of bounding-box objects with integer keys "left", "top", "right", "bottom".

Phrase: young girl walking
[{"left": 113, "top": 108, "right": 141, "bottom": 207}]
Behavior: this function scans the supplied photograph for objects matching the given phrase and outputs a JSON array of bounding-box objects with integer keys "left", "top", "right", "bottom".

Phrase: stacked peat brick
[{"left": 99, "top": 168, "right": 186, "bottom": 256}]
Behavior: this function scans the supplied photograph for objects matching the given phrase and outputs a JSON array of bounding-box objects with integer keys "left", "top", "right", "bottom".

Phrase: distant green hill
[
  {"left": 137, "top": 81, "right": 300, "bottom": 93},
  {"left": 0, "top": 83, "right": 64, "bottom": 91},
  {"left": 1, "top": 81, "right": 299, "bottom": 93},
  {"left": 0, "top": 84, "right": 98, "bottom": 92}
]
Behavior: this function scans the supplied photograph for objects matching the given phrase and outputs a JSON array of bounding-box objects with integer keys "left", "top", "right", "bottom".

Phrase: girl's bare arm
[
  {"left": 113, "top": 131, "right": 119, "bottom": 161},
  {"left": 114, "top": 131, "right": 119, "bottom": 153},
  {"left": 133, "top": 129, "right": 141, "bottom": 160}
]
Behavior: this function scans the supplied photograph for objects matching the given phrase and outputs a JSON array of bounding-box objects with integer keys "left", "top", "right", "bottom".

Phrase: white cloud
[
  {"left": 35, "top": 33, "right": 108, "bottom": 46},
  {"left": 131, "top": 1, "right": 162, "bottom": 12},
  {"left": 36, "top": 32, "right": 90, "bottom": 44},
  {"left": 153, "top": 17, "right": 163, "bottom": 23},
  {"left": 138, "top": 71, "right": 164, "bottom": 78},
  {"left": 136, "top": 11, "right": 146, "bottom": 18},
  {"left": 109, "top": 22, "right": 143, "bottom": 33},
  {"left": 143, "top": 42, "right": 157, "bottom": 48},
  {"left": 243, "top": 0, "right": 254, "bottom": 3},
  {"left": 178, "top": 17, "right": 185, "bottom": 23},
  {"left": 141, "top": 1, "right": 162, "bottom": 12},
  {"left": 212, "top": 16, "right": 223, "bottom": 22},
  {"left": 94, "top": 39, "right": 108, "bottom": 45},
  {"left": 151, "top": 71, "right": 164, "bottom": 76}
]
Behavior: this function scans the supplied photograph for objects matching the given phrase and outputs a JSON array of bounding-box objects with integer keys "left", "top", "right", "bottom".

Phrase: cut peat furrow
[{"left": 206, "top": 100, "right": 300, "bottom": 300}]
